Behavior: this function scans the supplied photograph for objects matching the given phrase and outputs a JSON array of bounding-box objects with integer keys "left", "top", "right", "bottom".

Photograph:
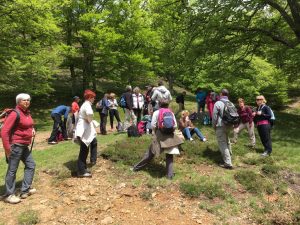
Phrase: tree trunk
[{"left": 167, "top": 74, "right": 174, "bottom": 95}]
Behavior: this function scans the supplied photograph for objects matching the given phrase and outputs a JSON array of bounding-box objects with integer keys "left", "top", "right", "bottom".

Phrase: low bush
[
  {"left": 18, "top": 210, "right": 39, "bottom": 225},
  {"left": 101, "top": 136, "right": 151, "bottom": 165},
  {"left": 235, "top": 170, "right": 274, "bottom": 194},
  {"left": 180, "top": 178, "right": 227, "bottom": 199}
]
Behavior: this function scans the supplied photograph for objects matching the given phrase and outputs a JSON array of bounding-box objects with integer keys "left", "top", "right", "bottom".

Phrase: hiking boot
[
  {"left": 78, "top": 172, "right": 92, "bottom": 178},
  {"left": 20, "top": 188, "right": 36, "bottom": 199},
  {"left": 48, "top": 141, "right": 57, "bottom": 145},
  {"left": 5, "top": 195, "right": 21, "bottom": 204},
  {"left": 261, "top": 151, "right": 270, "bottom": 157},
  {"left": 219, "top": 164, "right": 233, "bottom": 170}
]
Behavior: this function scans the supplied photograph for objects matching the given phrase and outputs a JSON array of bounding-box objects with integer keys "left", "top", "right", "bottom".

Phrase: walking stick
[{"left": 30, "top": 129, "right": 36, "bottom": 153}]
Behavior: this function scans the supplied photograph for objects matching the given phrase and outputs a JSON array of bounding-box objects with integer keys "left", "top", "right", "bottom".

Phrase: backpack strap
[{"left": 9, "top": 109, "right": 20, "bottom": 141}]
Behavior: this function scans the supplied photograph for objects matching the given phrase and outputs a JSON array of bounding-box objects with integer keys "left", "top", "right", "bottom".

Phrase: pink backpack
[
  {"left": 158, "top": 108, "right": 175, "bottom": 134},
  {"left": 137, "top": 121, "right": 146, "bottom": 135}
]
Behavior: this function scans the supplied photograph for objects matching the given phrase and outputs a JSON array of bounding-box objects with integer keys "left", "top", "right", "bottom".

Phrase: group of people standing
[
  {"left": 0, "top": 83, "right": 274, "bottom": 204},
  {"left": 212, "top": 89, "right": 274, "bottom": 169}
]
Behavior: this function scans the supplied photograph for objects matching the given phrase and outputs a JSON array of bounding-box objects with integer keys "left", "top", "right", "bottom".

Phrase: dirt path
[{"left": 0, "top": 156, "right": 218, "bottom": 225}]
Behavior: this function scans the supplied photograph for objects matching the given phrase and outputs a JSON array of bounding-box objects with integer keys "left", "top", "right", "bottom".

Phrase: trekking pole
[{"left": 30, "top": 128, "right": 36, "bottom": 153}]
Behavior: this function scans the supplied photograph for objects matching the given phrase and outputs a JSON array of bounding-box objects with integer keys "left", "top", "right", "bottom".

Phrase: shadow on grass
[
  {"left": 141, "top": 162, "right": 166, "bottom": 178},
  {"left": 63, "top": 160, "right": 78, "bottom": 177},
  {"left": 202, "top": 147, "right": 223, "bottom": 164}
]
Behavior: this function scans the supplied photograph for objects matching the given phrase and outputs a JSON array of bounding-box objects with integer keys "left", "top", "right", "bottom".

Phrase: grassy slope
[{"left": 0, "top": 90, "right": 299, "bottom": 224}]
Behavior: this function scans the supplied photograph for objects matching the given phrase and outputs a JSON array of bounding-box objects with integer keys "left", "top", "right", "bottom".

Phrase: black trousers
[
  {"left": 48, "top": 113, "right": 67, "bottom": 142},
  {"left": 77, "top": 138, "right": 97, "bottom": 174},
  {"left": 133, "top": 108, "right": 142, "bottom": 123},
  {"left": 257, "top": 124, "right": 272, "bottom": 154},
  {"left": 109, "top": 109, "right": 121, "bottom": 129},
  {"left": 100, "top": 113, "right": 108, "bottom": 134}
]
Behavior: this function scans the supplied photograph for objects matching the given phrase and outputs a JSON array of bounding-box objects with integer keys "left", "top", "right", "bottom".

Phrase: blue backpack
[
  {"left": 158, "top": 108, "right": 175, "bottom": 134},
  {"left": 119, "top": 94, "right": 127, "bottom": 108}
]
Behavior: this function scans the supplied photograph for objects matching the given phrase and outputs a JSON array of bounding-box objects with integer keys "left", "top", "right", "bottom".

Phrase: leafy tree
[{"left": 0, "top": 0, "right": 61, "bottom": 96}]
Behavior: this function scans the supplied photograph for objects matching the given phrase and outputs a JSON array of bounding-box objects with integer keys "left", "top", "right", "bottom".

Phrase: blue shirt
[
  {"left": 196, "top": 91, "right": 207, "bottom": 103},
  {"left": 51, "top": 105, "right": 70, "bottom": 119}
]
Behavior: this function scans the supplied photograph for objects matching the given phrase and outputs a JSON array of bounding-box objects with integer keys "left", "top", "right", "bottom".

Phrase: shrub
[
  {"left": 101, "top": 137, "right": 151, "bottom": 165},
  {"left": 180, "top": 179, "right": 227, "bottom": 199},
  {"left": 18, "top": 210, "right": 39, "bottom": 225},
  {"left": 235, "top": 170, "right": 274, "bottom": 194},
  {"left": 261, "top": 164, "right": 281, "bottom": 177}
]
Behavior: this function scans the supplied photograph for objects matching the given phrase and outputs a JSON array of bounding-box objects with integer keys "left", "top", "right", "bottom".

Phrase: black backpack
[
  {"left": 221, "top": 100, "right": 239, "bottom": 125},
  {"left": 127, "top": 125, "right": 140, "bottom": 137}
]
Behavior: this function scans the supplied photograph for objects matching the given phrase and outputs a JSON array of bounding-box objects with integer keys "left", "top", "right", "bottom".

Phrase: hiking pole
[{"left": 30, "top": 128, "right": 36, "bottom": 153}]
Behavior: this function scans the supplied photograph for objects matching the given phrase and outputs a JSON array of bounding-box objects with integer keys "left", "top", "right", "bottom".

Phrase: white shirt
[
  {"left": 75, "top": 100, "right": 97, "bottom": 146},
  {"left": 132, "top": 93, "right": 144, "bottom": 109},
  {"left": 108, "top": 99, "right": 118, "bottom": 110}
]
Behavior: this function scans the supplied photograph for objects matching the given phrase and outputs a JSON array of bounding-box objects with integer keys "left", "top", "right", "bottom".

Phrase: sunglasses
[{"left": 256, "top": 99, "right": 263, "bottom": 101}]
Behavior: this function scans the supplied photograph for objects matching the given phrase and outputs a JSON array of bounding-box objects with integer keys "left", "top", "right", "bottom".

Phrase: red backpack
[
  {"left": 158, "top": 108, "right": 175, "bottom": 134},
  {"left": 0, "top": 108, "right": 20, "bottom": 138}
]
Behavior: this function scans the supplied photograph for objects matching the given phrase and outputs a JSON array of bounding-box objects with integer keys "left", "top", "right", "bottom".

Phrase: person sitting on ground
[
  {"left": 179, "top": 110, "right": 207, "bottom": 142},
  {"left": 48, "top": 105, "right": 71, "bottom": 144},
  {"left": 75, "top": 89, "right": 98, "bottom": 177},
  {"left": 108, "top": 93, "right": 122, "bottom": 131},
  {"left": 131, "top": 99, "right": 183, "bottom": 179},
  {"left": 232, "top": 98, "right": 256, "bottom": 148},
  {"left": 151, "top": 80, "right": 172, "bottom": 111},
  {"left": 1, "top": 93, "right": 36, "bottom": 204}
]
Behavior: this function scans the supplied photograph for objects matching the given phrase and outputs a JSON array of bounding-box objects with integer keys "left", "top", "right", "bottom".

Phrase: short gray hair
[
  {"left": 126, "top": 85, "right": 132, "bottom": 91},
  {"left": 16, "top": 93, "right": 31, "bottom": 104}
]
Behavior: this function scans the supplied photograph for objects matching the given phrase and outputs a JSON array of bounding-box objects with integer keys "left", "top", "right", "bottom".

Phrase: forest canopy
[{"left": 1, "top": 0, "right": 299, "bottom": 106}]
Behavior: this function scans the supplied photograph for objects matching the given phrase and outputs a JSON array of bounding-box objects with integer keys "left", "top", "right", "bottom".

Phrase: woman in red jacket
[{"left": 1, "top": 93, "right": 36, "bottom": 204}]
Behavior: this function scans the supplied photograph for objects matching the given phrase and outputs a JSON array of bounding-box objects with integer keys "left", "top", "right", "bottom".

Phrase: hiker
[
  {"left": 232, "top": 98, "right": 256, "bottom": 148},
  {"left": 67, "top": 96, "right": 80, "bottom": 138},
  {"left": 48, "top": 105, "right": 70, "bottom": 144},
  {"left": 212, "top": 89, "right": 233, "bottom": 169},
  {"left": 108, "top": 93, "right": 122, "bottom": 131},
  {"left": 131, "top": 100, "right": 183, "bottom": 179},
  {"left": 206, "top": 90, "right": 216, "bottom": 122},
  {"left": 179, "top": 110, "right": 207, "bottom": 142},
  {"left": 75, "top": 90, "right": 98, "bottom": 177},
  {"left": 132, "top": 86, "right": 144, "bottom": 123},
  {"left": 97, "top": 93, "right": 109, "bottom": 135},
  {"left": 71, "top": 96, "right": 80, "bottom": 125},
  {"left": 1, "top": 93, "right": 36, "bottom": 204},
  {"left": 253, "top": 95, "right": 273, "bottom": 157},
  {"left": 144, "top": 85, "right": 153, "bottom": 116},
  {"left": 196, "top": 87, "right": 207, "bottom": 114},
  {"left": 175, "top": 91, "right": 186, "bottom": 116},
  {"left": 151, "top": 80, "right": 172, "bottom": 111},
  {"left": 122, "top": 85, "right": 136, "bottom": 131}
]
